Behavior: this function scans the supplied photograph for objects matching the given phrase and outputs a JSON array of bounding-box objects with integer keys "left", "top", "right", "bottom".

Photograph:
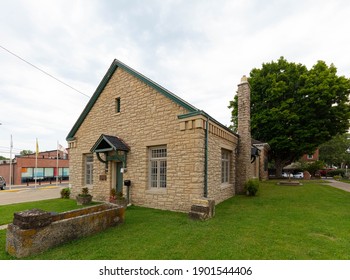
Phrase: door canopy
[{"left": 90, "top": 134, "right": 130, "bottom": 170}]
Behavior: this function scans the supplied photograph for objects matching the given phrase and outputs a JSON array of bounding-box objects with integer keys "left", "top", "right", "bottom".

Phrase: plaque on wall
[{"left": 99, "top": 175, "right": 107, "bottom": 181}]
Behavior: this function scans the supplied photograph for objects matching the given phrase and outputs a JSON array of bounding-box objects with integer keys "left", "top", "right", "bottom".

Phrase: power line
[{"left": 0, "top": 44, "right": 90, "bottom": 98}]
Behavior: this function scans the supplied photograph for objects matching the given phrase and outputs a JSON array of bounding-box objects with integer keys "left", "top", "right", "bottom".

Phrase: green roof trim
[{"left": 66, "top": 59, "right": 198, "bottom": 140}]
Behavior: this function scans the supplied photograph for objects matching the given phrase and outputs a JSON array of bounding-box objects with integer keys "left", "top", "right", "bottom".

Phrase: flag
[
  {"left": 57, "top": 143, "right": 68, "bottom": 154},
  {"left": 36, "top": 138, "right": 39, "bottom": 156}
]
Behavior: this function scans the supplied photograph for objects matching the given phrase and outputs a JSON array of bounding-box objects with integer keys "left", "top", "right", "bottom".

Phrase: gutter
[{"left": 204, "top": 115, "right": 209, "bottom": 198}]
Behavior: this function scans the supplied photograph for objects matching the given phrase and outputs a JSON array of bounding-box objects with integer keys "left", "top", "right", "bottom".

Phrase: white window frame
[
  {"left": 85, "top": 154, "right": 94, "bottom": 185},
  {"left": 149, "top": 146, "right": 167, "bottom": 189},
  {"left": 221, "top": 149, "right": 231, "bottom": 184}
]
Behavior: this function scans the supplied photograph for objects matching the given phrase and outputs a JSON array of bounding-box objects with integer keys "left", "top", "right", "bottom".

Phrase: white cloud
[{"left": 1, "top": 0, "right": 350, "bottom": 158}]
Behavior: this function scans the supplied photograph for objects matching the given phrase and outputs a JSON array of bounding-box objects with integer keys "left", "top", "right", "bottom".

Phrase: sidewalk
[{"left": 323, "top": 179, "right": 350, "bottom": 193}]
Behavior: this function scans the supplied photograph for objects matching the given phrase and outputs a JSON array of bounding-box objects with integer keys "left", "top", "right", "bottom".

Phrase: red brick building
[
  {"left": 0, "top": 150, "right": 69, "bottom": 186},
  {"left": 301, "top": 149, "right": 320, "bottom": 162}
]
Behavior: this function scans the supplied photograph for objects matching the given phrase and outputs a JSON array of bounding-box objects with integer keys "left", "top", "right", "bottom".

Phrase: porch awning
[{"left": 90, "top": 134, "right": 130, "bottom": 153}]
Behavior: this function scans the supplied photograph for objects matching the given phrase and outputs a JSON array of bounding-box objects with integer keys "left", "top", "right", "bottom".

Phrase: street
[{"left": 0, "top": 183, "right": 68, "bottom": 206}]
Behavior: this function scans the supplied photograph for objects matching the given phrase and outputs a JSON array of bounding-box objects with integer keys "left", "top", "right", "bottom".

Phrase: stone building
[{"left": 66, "top": 59, "right": 266, "bottom": 212}]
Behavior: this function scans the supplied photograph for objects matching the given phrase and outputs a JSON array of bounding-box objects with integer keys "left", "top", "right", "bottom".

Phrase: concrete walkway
[{"left": 323, "top": 179, "right": 350, "bottom": 193}]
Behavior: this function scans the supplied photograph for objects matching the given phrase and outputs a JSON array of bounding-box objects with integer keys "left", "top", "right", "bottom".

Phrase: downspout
[{"left": 204, "top": 115, "right": 209, "bottom": 198}]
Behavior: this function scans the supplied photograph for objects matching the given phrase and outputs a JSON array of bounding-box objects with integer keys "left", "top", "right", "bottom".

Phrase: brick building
[
  {"left": 66, "top": 59, "right": 268, "bottom": 212},
  {"left": 0, "top": 150, "right": 69, "bottom": 186},
  {"left": 301, "top": 149, "right": 320, "bottom": 162}
]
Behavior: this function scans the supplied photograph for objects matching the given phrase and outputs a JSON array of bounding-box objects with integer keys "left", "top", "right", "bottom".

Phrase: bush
[
  {"left": 60, "top": 187, "right": 71, "bottom": 199},
  {"left": 333, "top": 175, "right": 342, "bottom": 181},
  {"left": 244, "top": 179, "right": 260, "bottom": 196},
  {"left": 327, "top": 169, "right": 345, "bottom": 177}
]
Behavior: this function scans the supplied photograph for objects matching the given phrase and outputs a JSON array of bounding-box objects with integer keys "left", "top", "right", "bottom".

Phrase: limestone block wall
[
  {"left": 68, "top": 67, "right": 205, "bottom": 212},
  {"left": 68, "top": 66, "right": 243, "bottom": 213},
  {"left": 207, "top": 130, "right": 237, "bottom": 204}
]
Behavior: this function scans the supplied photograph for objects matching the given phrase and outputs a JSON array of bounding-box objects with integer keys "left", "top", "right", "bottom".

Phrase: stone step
[
  {"left": 188, "top": 211, "right": 208, "bottom": 221},
  {"left": 190, "top": 204, "right": 210, "bottom": 215}
]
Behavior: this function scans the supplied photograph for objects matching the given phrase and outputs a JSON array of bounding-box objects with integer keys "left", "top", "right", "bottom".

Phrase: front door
[{"left": 116, "top": 162, "right": 123, "bottom": 194}]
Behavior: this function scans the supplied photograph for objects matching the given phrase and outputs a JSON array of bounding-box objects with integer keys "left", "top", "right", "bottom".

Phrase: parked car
[
  {"left": 0, "top": 176, "right": 6, "bottom": 190},
  {"left": 282, "top": 172, "right": 292, "bottom": 178},
  {"left": 293, "top": 172, "right": 304, "bottom": 179}
]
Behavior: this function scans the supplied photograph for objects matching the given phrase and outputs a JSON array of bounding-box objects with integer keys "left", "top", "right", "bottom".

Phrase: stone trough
[{"left": 6, "top": 203, "right": 125, "bottom": 258}]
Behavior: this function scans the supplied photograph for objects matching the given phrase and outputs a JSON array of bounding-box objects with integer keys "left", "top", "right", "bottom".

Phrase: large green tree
[{"left": 229, "top": 57, "right": 350, "bottom": 176}]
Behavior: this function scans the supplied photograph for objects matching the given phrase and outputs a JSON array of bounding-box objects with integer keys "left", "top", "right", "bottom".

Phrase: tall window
[
  {"left": 149, "top": 146, "right": 167, "bottom": 188},
  {"left": 85, "top": 155, "right": 94, "bottom": 185},
  {"left": 115, "top": 97, "right": 121, "bottom": 113},
  {"left": 221, "top": 149, "right": 231, "bottom": 184}
]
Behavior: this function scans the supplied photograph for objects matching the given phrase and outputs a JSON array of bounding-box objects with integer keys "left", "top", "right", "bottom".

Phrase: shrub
[
  {"left": 79, "top": 187, "right": 90, "bottom": 197},
  {"left": 327, "top": 169, "right": 345, "bottom": 177},
  {"left": 244, "top": 179, "right": 260, "bottom": 196},
  {"left": 333, "top": 175, "right": 342, "bottom": 181},
  {"left": 60, "top": 187, "right": 71, "bottom": 199}
]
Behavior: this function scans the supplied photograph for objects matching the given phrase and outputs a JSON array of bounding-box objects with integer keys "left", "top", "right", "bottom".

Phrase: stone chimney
[{"left": 236, "top": 75, "right": 252, "bottom": 194}]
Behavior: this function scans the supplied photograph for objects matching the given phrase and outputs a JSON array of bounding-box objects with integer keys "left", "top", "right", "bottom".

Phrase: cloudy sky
[{"left": 1, "top": 0, "right": 350, "bottom": 158}]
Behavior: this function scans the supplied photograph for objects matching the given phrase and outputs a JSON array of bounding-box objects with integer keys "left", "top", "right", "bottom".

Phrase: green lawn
[
  {"left": 0, "top": 198, "right": 93, "bottom": 226},
  {"left": 1, "top": 180, "right": 350, "bottom": 260}
]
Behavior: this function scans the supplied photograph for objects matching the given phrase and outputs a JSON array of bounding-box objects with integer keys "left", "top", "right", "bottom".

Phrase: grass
[
  {"left": 1, "top": 180, "right": 350, "bottom": 260},
  {"left": 0, "top": 198, "right": 95, "bottom": 226}
]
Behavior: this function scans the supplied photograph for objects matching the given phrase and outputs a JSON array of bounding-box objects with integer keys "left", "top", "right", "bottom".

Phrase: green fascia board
[
  {"left": 66, "top": 59, "right": 198, "bottom": 140},
  {"left": 178, "top": 110, "right": 238, "bottom": 137}
]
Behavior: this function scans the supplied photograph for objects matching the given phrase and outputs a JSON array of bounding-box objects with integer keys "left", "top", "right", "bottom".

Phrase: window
[
  {"left": 149, "top": 146, "right": 167, "bottom": 188},
  {"left": 115, "top": 97, "right": 121, "bottom": 113},
  {"left": 221, "top": 149, "right": 231, "bottom": 184},
  {"left": 85, "top": 155, "right": 94, "bottom": 185},
  {"left": 307, "top": 154, "right": 313, "bottom": 159}
]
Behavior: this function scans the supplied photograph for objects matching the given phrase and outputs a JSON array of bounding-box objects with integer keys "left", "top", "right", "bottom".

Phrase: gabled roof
[
  {"left": 66, "top": 59, "right": 198, "bottom": 141},
  {"left": 91, "top": 134, "right": 130, "bottom": 153}
]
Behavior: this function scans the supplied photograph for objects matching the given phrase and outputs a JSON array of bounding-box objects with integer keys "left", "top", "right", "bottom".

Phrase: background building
[{"left": 0, "top": 149, "right": 69, "bottom": 186}]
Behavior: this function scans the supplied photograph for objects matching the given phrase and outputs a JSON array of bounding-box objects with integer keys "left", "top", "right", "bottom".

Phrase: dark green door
[{"left": 116, "top": 162, "right": 123, "bottom": 193}]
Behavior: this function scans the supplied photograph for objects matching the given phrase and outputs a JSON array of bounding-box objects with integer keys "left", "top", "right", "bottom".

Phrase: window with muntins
[
  {"left": 85, "top": 155, "right": 94, "bottom": 185},
  {"left": 221, "top": 149, "right": 231, "bottom": 184},
  {"left": 149, "top": 146, "right": 167, "bottom": 188}
]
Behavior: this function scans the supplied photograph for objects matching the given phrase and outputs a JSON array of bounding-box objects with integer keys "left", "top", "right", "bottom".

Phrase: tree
[
  {"left": 319, "top": 133, "right": 350, "bottom": 168},
  {"left": 20, "top": 150, "right": 34, "bottom": 156},
  {"left": 229, "top": 57, "right": 350, "bottom": 176}
]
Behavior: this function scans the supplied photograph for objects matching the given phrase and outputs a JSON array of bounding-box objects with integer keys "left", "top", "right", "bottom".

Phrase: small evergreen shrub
[
  {"left": 244, "top": 179, "right": 260, "bottom": 196},
  {"left": 60, "top": 187, "right": 71, "bottom": 199},
  {"left": 79, "top": 187, "right": 90, "bottom": 197}
]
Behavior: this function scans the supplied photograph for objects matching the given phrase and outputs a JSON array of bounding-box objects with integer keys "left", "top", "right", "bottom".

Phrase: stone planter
[{"left": 76, "top": 195, "right": 93, "bottom": 205}]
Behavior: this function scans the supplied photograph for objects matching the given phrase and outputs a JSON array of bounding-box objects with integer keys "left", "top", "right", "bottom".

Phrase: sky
[{"left": 1, "top": 0, "right": 350, "bottom": 158}]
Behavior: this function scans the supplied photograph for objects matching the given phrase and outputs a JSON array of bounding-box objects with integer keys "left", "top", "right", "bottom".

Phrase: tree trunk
[{"left": 275, "top": 158, "right": 289, "bottom": 177}]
